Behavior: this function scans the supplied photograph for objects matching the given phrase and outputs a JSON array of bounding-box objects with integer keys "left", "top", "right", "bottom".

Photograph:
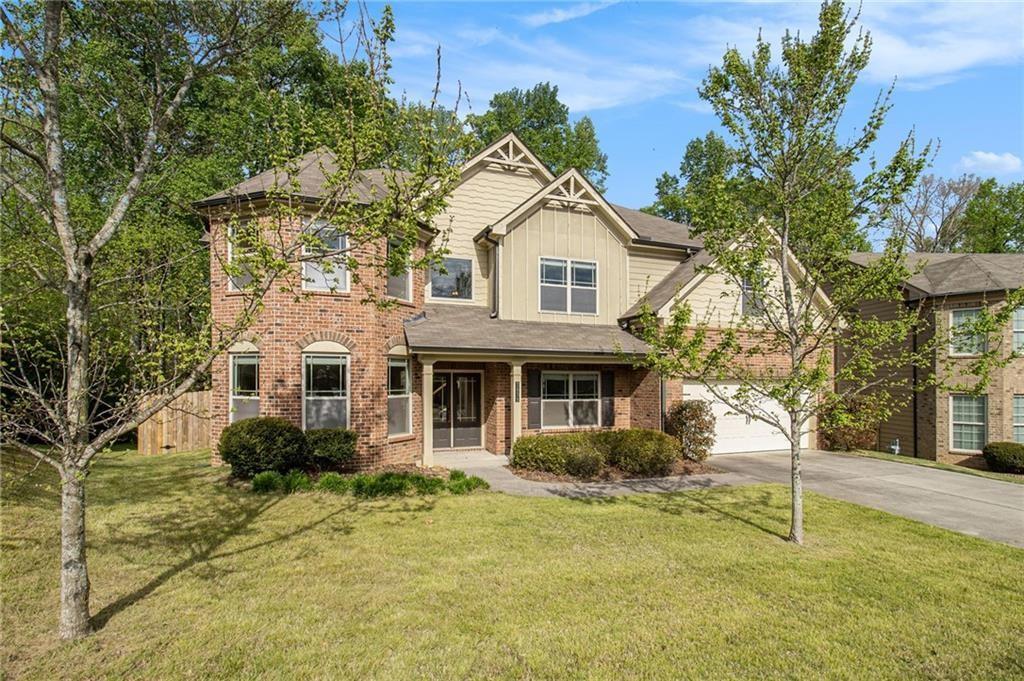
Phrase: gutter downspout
[
  {"left": 480, "top": 227, "right": 501, "bottom": 318},
  {"left": 910, "top": 298, "right": 920, "bottom": 458}
]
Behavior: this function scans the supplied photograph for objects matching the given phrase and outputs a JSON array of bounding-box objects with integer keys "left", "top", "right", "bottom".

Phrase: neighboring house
[
  {"left": 195, "top": 133, "right": 819, "bottom": 469},
  {"left": 849, "top": 252, "right": 1024, "bottom": 464}
]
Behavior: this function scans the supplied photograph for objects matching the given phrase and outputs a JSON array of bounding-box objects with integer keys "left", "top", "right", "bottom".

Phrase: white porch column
[
  {"left": 509, "top": 362, "right": 523, "bottom": 448},
  {"left": 421, "top": 359, "right": 434, "bottom": 467}
]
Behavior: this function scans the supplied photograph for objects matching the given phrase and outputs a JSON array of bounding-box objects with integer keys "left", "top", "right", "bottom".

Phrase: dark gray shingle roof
[
  {"left": 611, "top": 204, "right": 703, "bottom": 249},
  {"left": 404, "top": 305, "right": 649, "bottom": 356},
  {"left": 620, "top": 249, "right": 715, "bottom": 320},
  {"left": 849, "top": 252, "right": 1024, "bottom": 298}
]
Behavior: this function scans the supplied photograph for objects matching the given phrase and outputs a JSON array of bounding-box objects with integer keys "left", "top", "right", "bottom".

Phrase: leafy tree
[
  {"left": 890, "top": 174, "right": 981, "bottom": 252},
  {"left": 960, "top": 179, "right": 1024, "bottom": 252},
  {"left": 466, "top": 82, "right": 609, "bottom": 190},
  {"left": 630, "top": 1, "right": 1024, "bottom": 545},
  {"left": 1, "top": 0, "right": 464, "bottom": 640},
  {"left": 644, "top": 131, "right": 737, "bottom": 223}
]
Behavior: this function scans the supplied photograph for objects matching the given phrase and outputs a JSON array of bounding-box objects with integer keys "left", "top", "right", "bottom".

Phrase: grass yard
[{"left": 3, "top": 450, "right": 1023, "bottom": 680}]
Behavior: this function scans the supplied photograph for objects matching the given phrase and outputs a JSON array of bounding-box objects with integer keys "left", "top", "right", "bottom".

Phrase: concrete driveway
[{"left": 712, "top": 450, "right": 1024, "bottom": 548}]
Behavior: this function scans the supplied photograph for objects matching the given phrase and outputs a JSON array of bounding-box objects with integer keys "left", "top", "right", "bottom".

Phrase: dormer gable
[{"left": 460, "top": 132, "right": 555, "bottom": 184}]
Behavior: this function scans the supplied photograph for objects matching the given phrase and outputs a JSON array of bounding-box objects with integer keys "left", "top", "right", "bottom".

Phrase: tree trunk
[
  {"left": 788, "top": 417, "right": 804, "bottom": 545},
  {"left": 59, "top": 467, "right": 92, "bottom": 639}
]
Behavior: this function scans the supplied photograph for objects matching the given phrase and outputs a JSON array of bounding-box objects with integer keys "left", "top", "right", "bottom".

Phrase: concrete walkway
[{"left": 436, "top": 449, "right": 1024, "bottom": 548}]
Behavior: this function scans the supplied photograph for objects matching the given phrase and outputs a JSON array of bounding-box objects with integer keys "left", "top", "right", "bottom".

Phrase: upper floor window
[
  {"left": 229, "top": 354, "right": 259, "bottom": 422},
  {"left": 386, "top": 240, "right": 412, "bottom": 301},
  {"left": 950, "top": 308, "right": 986, "bottom": 356},
  {"left": 539, "top": 257, "right": 597, "bottom": 315},
  {"left": 741, "top": 277, "right": 766, "bottom": 318},
  {"left": 302, "top": 219, "right": 348, "bottom": 292},
  {"left": 387, "top": 358, "right": 412, "bottom": 436},
  {"left": 430, "top": 257, "right": 473, "bottom": 300},
  {"left": 227, "top": 220, "right": 257, "bottom": 291},
  {"left": 303, "top": 354, "right": 349, "bottom": 429},
  {"left": 1013, "top": 307, "right": 1024, "bottom": 353}
]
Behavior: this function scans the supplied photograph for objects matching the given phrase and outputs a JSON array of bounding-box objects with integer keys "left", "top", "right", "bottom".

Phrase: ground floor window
[
  {"left": 388, "top": 358, "right": 412, "bottom": 436},
  {"left": 1014, "top": 395, "right": 1024, "bottom": 444},
  {"left": 541, "top": 372, "right": 599, "bottom": 428},
  {"left": 230, "top": 354, "right": 259, "bottom": 422},
  {"left": 304, "top": 354, "right": 348, "bottom": 429},
  {"left": 951, "top": 394, "right": 986, "bottom": 451}
]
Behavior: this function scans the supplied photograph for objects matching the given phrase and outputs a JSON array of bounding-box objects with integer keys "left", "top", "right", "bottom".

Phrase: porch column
[
  {"left": 421, "top": 359, "right": 434, "bottom": 467},
  {"left": 509, "top": 361, "right": 523, "bottom": 449}
]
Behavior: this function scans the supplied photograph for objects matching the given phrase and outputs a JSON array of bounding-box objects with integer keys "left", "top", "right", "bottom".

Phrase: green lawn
[
  {"left": 3, "top": 450, "right": 1022, "bottom": 680},
  {"left": 843, "top": 449, "right": 1024, "bottom": 485}
]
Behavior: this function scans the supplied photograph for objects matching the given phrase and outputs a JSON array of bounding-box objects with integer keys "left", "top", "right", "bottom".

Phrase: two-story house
[
  {"left": 196, "top": 133, "right": 817, "bottom": 469},
  {"left": 849, "top": 252, "right": 1024, "bottom": 465}
]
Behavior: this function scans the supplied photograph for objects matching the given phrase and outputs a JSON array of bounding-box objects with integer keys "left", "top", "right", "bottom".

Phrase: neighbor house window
[
  {"left": 1013, "top": 307, "right": 1024, "bottom": 353},
  {"left": 1014, "top": 395, "right": 1024, "bottom": 444},
  {"left": 951, "top": 394, "right": 986, "bottom": 451},
  {"left": 540, "top": 372, "right": 599, "bottom": 428},
  {"left": 302, "top": 219, "right": 347, "bottom": 291},
  {"left": 950, "top": 308, "right": 986, "bottom": 356},
  {"left": 387, "top": 358, "right": 412, "bottom": 436},
  {"left": 229, "top": 354, "right": 259, "bottom": 422},
  {"left": 386, "top": 240, "right": 412, "bottom": 301},
  {"left": 227, "top": 220, "right": 257, "bottom": 291},
  {"left": 430, "top": 257, "right": 473, "bottom": 300},
  {"left": 539, "top": 258, "right": 597, "bottom": 314},
  {"left": 741, "top": 277, "right": 766, "bottom": 317},
  {"left": 303, "top": 354, "right": 348, "bottom": 429}
]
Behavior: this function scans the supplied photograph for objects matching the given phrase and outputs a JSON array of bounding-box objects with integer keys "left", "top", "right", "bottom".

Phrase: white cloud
[
  {"left": 957, "top": 151, "right": 1023, "bottom": 174},
  {"left": 521, "top": 2, "right": 618, "bottom": 29},
  {"left": 676, "top": 100, "right": 713, "bottom": 114}
]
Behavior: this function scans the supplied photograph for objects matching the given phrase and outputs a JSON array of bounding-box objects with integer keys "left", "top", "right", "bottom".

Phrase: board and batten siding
[
  {"left": 628, "top": 251, "right": 680, "bottom": 305},
  {"left": 432, "top": 165, "right": 542, "bottom": 307},
  {"left": 500, "top": 205, "right": 629, "bottom": 325}
]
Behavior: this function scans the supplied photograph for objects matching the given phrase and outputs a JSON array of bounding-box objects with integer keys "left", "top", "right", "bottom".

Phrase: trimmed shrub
[
  {"left": 665, "top": 400, "right": 716, "bottom": 461},
  {"left": 282, "top": 470, "right": 312, "bottom": 493},
  {"left": 818, "top": 395, "right": 879, "bottom": 451},
  {"left": 598, "top": 429, "right": 678, "bottom": 477},
  {"left": 251, "top": 471, "right": 284, "bottom": 493},
  {"left": 447, "top": 474, "right": 489, "bottom": 495},
  {"left": 315, "top": 472, "right": 350, "bottom": 495},
  {"left": 510, "top": 433, "right": 597, "bottom": 475},
  {"left": 218, "top": 417, "right": 310, "bottom": 478},
  {"left": 564, "top": 447, "right": 604, "bottom": 478},
  {"left": 982, "top": 441, "right": 1024, "bottom": 474},
  {"left": 306, "top": 428, "right": 358, "bottom": 471}
]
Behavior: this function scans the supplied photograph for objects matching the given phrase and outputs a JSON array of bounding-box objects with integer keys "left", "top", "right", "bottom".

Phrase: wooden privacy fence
[{"left": 137, "top": 390, "right": 212, "bottom": 455}]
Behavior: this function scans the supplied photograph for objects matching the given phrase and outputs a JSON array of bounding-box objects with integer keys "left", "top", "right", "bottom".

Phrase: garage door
[{"left": 683, "top": 382, "right": 807, "bottom": 454}]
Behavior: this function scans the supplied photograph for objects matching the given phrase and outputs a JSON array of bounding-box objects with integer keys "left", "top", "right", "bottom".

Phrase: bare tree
[{"left": 892, "top": 174, "right": 981, "bottom": 252}]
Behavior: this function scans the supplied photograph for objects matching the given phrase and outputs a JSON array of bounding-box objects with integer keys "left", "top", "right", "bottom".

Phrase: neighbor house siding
[
  {"left": 500, "top": 205, "right": 630, "bottom": 325},
  {"left": 628, "top": 251, "right": 681, "bottom": 305}
]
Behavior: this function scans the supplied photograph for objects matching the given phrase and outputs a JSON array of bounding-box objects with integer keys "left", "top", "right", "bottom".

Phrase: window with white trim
[
  {"left": 386, "top": 240, "right": 412, "bottom": 301},
  {"left": 387, "top": 358, "right": 412, "bottom": 436},
  {"left": 303, "top": 354, "right": 349, "bottom": 429},
  {"left": 950, "top": 308, "right": 986, "bottom": 356},
  {"left": 951, "top": 394, "right": 986, "bottom": 451},
  {"left": 227, "top": 220, "right": 257, "bottom": 291},
  {"left": 741, "top": 277, "right": 766, "bottom": 317},
  {"left": 541, "top": 372, "right": 600, "bottom": 428},
  {"left": 430, "top": 257, "right": 473, "bottom": 300},
  {"left": 229, "top": 354, "right": 259, "bottom": 422},
  {"left": 539, "top": 257, "right": 597, "bottom": 314},
  {"left": 1013, "top": 307, "right": 1023, "bottom": 353},
  {"left": 302, "top": 219, "right": 348, "bottom": 291},
  {"left": 1014, "top": 395, "right": 1024, "bottom": 444}
]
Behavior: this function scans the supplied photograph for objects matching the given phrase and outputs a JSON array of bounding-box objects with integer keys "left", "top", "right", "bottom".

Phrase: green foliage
[
  {"left": 218, "top": 417, "right": 310, "bottom": 479},
  {"left": 961, "top": 179, "right": 1024, "bottom": 253},
  {"left": 314, "top": 472, "right": 351, "bottom": 495},
  {"left": 510, "top": 433, "right": 599, "bottom": 476},
  {"left": 665, "top": 401, "right": 716, "bottom": 461},
  {"left": 644, "top": 132, "right": 738, "bottom": 224},
  {"left": 982, "top": 442, "right": 1024, "bottom": 474},
  {"left": 512, "top": 429, "right": 678, "bottom": 478},
  {"left": 252, "top": 471, "right": 285, "bottom": 494},
  {"left": 282, "top": 470, "right": 313, "bottom": 494},
  {"left": 446, "top": 474, "right": 489, "bottom": 495},
  {"left": 593, "top": 429, "right": 679, "bottom": 477},
  {"left": 466, "top": 82, "right": 609, "bottom": 190},
  {"left": 305, "top": 428, "right": 358, "bottom": 471},
  {"left": 818, "top": 395, "right": 880, "bottom": 451}
]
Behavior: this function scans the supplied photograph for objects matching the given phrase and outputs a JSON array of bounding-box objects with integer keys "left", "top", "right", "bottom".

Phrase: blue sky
[{"left": 366, "top": 1, "right": 1024, "bottom": 209}]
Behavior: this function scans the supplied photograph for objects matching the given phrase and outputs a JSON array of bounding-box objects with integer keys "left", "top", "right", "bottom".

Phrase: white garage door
[{"left": 683, "top": 382, "right": 807, "bottom": 455}]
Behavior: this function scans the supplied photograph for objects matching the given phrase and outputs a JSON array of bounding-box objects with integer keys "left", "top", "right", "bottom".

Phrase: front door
[{"left": 432, "top": 372, "right": 482, "bottom": 449}]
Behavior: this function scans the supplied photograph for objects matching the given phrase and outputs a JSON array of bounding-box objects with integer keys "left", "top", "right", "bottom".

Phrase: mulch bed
[{"left": 508, "top": 458, "right": 720, "bottom": 484}]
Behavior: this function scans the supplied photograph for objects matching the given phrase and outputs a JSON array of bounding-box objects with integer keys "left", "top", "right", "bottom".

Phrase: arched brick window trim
[
  {"left": 385, "top": 334, "right": 408, "bottom": 352},
  {"left": 295, "top": 330, "right": 358, "bottom": 354}
]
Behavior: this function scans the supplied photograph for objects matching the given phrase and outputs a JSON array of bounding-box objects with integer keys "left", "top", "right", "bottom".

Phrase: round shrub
[
  {"left": 218, "top": 417, "right": 310, "bottom": 478},
  {"left": 601, "top": 429, "right": 678, "bottom": 477},
  {"left": 982, "top": 441, "right": 1024, "bottom": 474},
  {"left": 306, "top": 428, "right": 358, "bottom": 471},
  {"left": 665, "top": 400, "right": 716, "bottom": 461},
  {"left": 510, "top": 433, "right": 597, "bottom": 475},
  {"left": 251, "top": 471, "right": 284, "bottom": 493},
  {"left": 315, "top": 472, "right": 350, "bottom": 495},
  {"left": 817, "top": 395, "right": 880, "bottom": 452},
  {"left": 565, "top": 447, "right": 604, "bottom": 478}
]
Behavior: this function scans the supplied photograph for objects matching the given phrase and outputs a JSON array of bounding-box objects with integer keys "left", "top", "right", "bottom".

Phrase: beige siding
[
  {"left": 628, "top": 251, "right": 680, "bottom": 305},
  {"left": 500, "top": 205, "right": 629, "bottom": 325},
  {"left": 431, "top": 165, "right": 542, "bottom": 307},
  {"left": 673, "top": 259, "right": 787, "bottom": 328}
]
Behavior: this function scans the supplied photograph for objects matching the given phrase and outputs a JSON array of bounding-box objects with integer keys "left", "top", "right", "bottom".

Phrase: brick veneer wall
[{"left": 208, "top": 212, "right": 424, "bottom": 469}]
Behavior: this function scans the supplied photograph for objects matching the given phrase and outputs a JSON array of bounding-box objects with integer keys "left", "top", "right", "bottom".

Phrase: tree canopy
[{"left": 960, "top": 179, "right": 1024, "bottom": 253}]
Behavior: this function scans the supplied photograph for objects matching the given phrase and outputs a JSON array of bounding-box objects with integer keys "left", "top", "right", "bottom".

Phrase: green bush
[
  {"left": 818, "top": 395, "right": 880, "bottom": 451},
  {"left": 982, "top": 441, "right": 1024, "bottom": 474},
  {"left": 282, "top": 470, "right": 312, "bottom": 493},
  {"left": 218, "top": 417, "right": 310, "bottom": 478},
  {"left": 447, "top": 474, "right": 489, "bottom": 494},
  {"left": 510, "top": 433, "right": 598, "bottom": 475},
  {"left": 448, "top": 469, "right": 468, "bottom": 482},
  {"left": 411, "top": 474, "right": 446, "bottom": 495},
  {"left": 665, "top": 400, "right": 716, "bottom": 461},
  {"left": 305, "top": 428, "right": 358, "bottom": 471},
  {"left": 351, "top": 472, "right": 412, "bottom": 498},
  {"left": 315, "top": 472, "right": 350, "bottom": 494},
  {"left": 598, "top": 429, "right": 678, "bottom": 477},
  {"left": 564, "top": 447, "right": 604, "bottom": 478},
  {"left": 251, "top": 471, "right": 284, "bottom": 493}
]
